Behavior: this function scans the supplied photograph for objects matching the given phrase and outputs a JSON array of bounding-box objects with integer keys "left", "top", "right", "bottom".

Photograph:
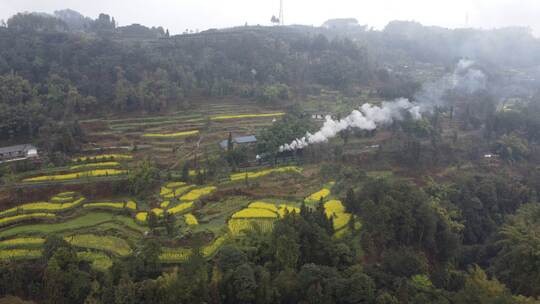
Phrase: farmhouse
[
  {"left": 0, "top": 144, "right": 39, "bottom": 162},
  {"left": 304, "top": 111, "right": 336, "bottom": 121},
  {"left": 219, "top": 135, "right": 257, "bottom": 150}
]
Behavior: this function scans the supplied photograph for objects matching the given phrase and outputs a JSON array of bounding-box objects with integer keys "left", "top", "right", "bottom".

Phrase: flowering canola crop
[
  {"left": 180, "top": 186, "right": 216, "bottom": 201},
  {"left": 24, "top": 169, "right": 127, "bottom": 182},
  {"left": 143, "top": 130, "right": 199, "bottom": 138},
  {"left": 70, "top": 162, "right": 120, "bottom": 170},
  {"left": 168, "top": 202, "right": 194, "bottom": 215},
  {"left": 184, "top": 213, "right": 198, "bottom": 226},
  {"left": 73, "top": 154, "right": 132, "bottom": 162},
  {"left": 230, "top": 166, "right": 301, "bottom": 181},
  {"left": 211, "top": 113, "right": 285, "bottom": 120}
]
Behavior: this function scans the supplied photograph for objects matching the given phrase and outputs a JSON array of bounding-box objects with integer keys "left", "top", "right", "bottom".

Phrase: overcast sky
[{"left": 1, "top": 0, "right": 540, "bottom": 35}]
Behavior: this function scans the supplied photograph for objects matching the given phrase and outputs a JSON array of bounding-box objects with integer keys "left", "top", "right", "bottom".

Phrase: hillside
[{"left": 1, "top": 9, "right": 540, "bottom": 304}]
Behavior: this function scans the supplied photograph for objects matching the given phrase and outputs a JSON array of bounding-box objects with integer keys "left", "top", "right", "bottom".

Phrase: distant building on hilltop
[
  {"left": 0, "top": 144, "right": 39, "bottom": 163},
  {"left": 322, "top": 18, "right": 363, "bottom": 30}
]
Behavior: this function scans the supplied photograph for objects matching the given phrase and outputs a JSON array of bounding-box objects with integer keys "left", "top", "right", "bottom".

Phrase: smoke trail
[
  {"left": 415, "top": 59, "right": 487, "bottom": 106},
  {"left": 279, "top": 98, "right": 420, "bottom": 152},
  {"left": 279, "top": 59, "right": 486, "bottom": 152}
]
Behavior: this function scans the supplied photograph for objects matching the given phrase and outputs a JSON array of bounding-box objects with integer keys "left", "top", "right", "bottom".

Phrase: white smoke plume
[
  {"left": 279, "top": 98, "right": 420, "bottom": 152},
  {"left": 279, "top": 59, "right": 486, "bottom": 152},
  {"left": 415, "top": 59, "right": 487, "bottom": 106}
]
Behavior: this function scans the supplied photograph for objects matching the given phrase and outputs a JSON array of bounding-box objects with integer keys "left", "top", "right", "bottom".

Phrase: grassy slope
[{"left": 0, "top": 212, "right": 142, "bottom": 239}]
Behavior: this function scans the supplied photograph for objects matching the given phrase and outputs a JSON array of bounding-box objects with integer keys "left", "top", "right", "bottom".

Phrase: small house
[
  {"left": 219, "top": 135, "right": 257, "bottom": 150},
  {"left": 0, "top": 144, "right": 39, "bottom": 162},
  {"left": 305, "top": 111, "right": 336, "bottom": 121}
]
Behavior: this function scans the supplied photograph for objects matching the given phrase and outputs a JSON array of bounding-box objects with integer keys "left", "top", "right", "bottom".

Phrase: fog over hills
[{"left": 1, "top": 0, "right": 540, "bottom": 35}]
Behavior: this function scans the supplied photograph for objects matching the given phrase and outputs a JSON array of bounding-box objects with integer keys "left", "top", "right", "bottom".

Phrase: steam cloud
[
  {"left": 279, "top": 59, "right": 486, "bottom": 152},
  {"left": 279, "top": 98, "right": 420, "bottom": 152}
]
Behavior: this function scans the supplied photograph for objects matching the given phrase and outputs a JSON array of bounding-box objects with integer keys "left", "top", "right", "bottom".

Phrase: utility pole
[{"left": 279, "top": 0, "right": 284, "bottom": 25}]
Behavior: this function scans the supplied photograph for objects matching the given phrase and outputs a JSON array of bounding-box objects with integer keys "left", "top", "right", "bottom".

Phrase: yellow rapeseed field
[
  {"left": 324, "top": 200, "right": 345, "bottom": 217},
  {"left": 83, "top": 202, "right": 125, "bottom": 209},
  {"left": 180, "top": 186, "right": 216, "bottom": 201},
  {"left": 70, "top": 162, "right": 120, "bottom": 170},
  {"left": 231, "top": 208, "right": 278, "bottom": 219},
  {"left": 230, "top": 166, "right": 302, "bottom": 181},
  {"left": 0, "top": 249, "right": 42, "bottom": 261},
  {"left": 332, "top": 213, "right": 352, "bottom": 231},
  {"left": 83, "top": 200, "right": 136, "bottom": 211},
  {"left": 0, "top": 237, "right": 45, "bottom": 249},
  {"left": 73, "top": 154, "right": 132, "bottom": 162},
  {"left": 228, "top": 202, "right": 300, "bottom": 234},
  {"left": 211, "top": 112, "right": 285, "bottom": 120},
  {"left": 160, "top": 187, "right": 173, "bottom": 197},
  {"left": 23, "top": 169, "right": 127, "bottom": 182},
  {"left": 125, "top": 200, "right": 137, "bottom": 211},
  {"left": 228, "top": 218, "right": 275, "bottom": 235},
  {"left": 277, "top": 205, "right": 301, "bottom": 217},
  {"left": 0, "top": 198, "right": 85, "bottom": 217},
  {"left": 143, "top": 130, "right": 199, "bottom": 138},
  {"left": 184, "top": 213, "right": 198, "bottom": 226},
  {"left": 152, "top": 208, "right": 164, "bottom": 217},
  {"left": 323, "top": 200, "right": 352, "bottom": 231},
  {"left": 160, "top": 201, "right": 170, "bottom": 208},
  {"left": 162, "top": 185, "right": 195, "bottom": 199},
  {"left": 166, "top": 181, "right": 186, "bottom": 188},
  {"left": 167, "top": 202, "right": 194, "bottom": 215},
  {"left": 202, "top": 235, "right": 227, "bottom": 257},
  {"left": 160, "top": 236, "right": 228, "bottom": 262},
  {"left": 307, "top": 188, "right": 330, "bottom": 202},
  {"left": 65, "top": 234, "right": 132, "bottom": 256},
  {"left": 136, "top": 212, "right": 148, "bottom": 223},
  {"left": 50, "top": 196, "right": 74, "bottom": 203},
  {"left": 0, "top": 213, "right": 56, "bottom": 227},
  {"left": 248, "top": 202, "right": 278, "bottom": 212},
  {"left": 57, "top": 191, "right": 76, "bottom": 197}
]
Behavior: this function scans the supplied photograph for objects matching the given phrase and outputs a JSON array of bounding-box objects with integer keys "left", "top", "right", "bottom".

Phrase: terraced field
[
  {"left": 0, "top": 101, "right": 358, "bottom": 269},
  {"left": 78, "top": 102, "right": 285, "bottom": 164},
  {"left": 0, "top": 160, "right": 356, "bottom": 271},
  {"left": 14, "top": 154, "right": 133, "bottom": 186}
]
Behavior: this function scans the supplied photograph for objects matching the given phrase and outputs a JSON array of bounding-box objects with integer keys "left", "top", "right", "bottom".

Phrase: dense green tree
[
  {"left": 217, "top": 245, "right": 249, "bottom": 273},
  {"left": 492, "top": 203, "right": 540, "bottom": 297},
  {"left": 222, "top": 263, "right": 258, "bottom": 303},
  {"left": 495, "top": 133, "right": 530, "bottom": 162},
  {"left": 44, "top": 246, "right": 91, "bottom": 304},
  {"left": 449, "top": 174, "right": 529, "bottom": 245},
  {"left": 127, "top": 160, "right": 160, "bottom": 197},
  {"left": 453, "top": 266, "right": 514, "bottom": 304},
  {"left": 129, "top": 239, "right": 162, "bottom": 280},
  {"left": 257, "top": 112, "right": 316, "bottom": 156},
  {"left": 355, "top": 178, "right": 459, "bottom": 263}
]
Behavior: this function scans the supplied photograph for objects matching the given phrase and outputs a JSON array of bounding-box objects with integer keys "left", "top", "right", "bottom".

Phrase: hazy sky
[{"left": 1, "top": 0, "right": 540, "bottom": 35}]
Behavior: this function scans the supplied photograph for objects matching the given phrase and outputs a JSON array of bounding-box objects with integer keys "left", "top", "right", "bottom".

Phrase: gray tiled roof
[
  {"left": 234, "top": 135, "right": 257, "bottom": 144},
  {"left": 0, "top": 144, "right": 36, "bottom": 154},
  {"left": 219, "top": 135, "right": 257, "bottom": 149}
]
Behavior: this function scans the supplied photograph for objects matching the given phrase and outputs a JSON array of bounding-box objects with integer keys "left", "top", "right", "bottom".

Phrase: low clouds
[{"left": 0, "top": 0, "right": 539, "bottom": 35}]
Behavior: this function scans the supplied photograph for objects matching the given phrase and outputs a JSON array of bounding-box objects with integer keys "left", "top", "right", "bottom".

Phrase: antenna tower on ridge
[{"left": 279, "top": 0, "right": 284, "bottom": 25}]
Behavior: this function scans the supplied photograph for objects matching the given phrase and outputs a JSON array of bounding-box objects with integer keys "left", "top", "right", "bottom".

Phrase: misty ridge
[
  {"left": 2, "top": 9, "right": 540, "bottom": 68},
  {"left": 1, "top": 8, "right": 538, "bottom": 144}
]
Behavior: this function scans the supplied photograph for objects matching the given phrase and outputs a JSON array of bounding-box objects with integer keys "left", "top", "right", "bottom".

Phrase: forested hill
[
  {"left": 1, "top": 10, "right": 540, "bottom": 145},
  {"left": 0, "top": 11, "right": 376, "bottom": 145}
]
